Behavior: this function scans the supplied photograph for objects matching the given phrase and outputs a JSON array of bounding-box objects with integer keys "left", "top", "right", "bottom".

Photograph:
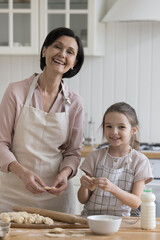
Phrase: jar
[{"left": 141, "top": 189, "right": 156, "bottom": 230}]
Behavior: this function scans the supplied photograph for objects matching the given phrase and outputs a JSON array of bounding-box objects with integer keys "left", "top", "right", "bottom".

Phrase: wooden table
[
  {"left": 6, "top": 217, "right": 160, "bottom": 240},
  {"left": 81, "top": 145, "right": 160, "bottom": 159}
]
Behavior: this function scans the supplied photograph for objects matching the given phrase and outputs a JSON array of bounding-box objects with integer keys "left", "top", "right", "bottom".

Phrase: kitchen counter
[
  {"left": 6, "top": 217, "right": 160, "bottom": 239},
  {"left": 81, "top": 145, "right": 160, "bottom": 159}
]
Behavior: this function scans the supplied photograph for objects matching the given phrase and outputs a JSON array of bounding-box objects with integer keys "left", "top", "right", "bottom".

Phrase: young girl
[{"left": 78, "top": 102, "right": 153, "bottom": 216}]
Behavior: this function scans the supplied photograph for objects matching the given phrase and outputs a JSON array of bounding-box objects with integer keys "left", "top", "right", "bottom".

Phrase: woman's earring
[{"left": 71, "top": 67, "right": 73, "bottom": 70}]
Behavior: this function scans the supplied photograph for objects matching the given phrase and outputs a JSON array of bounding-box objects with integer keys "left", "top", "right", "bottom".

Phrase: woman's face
[{"left": 42, "top": 35, "right": 78, "bottom": 75}]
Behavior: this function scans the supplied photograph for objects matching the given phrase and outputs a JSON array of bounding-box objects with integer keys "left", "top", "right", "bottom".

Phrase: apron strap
[
  {"left": 61, "top": 82, "right": 71, "bottom": 114},
  {"left": 102, "top": 146, "right": 133, "bottom": 169},
  {"left": 24, "top": 75, "right": 71, "bottom": 115},
  {"left": 24, "top": 75, "right": 39, "bottom": 106},
  {"left": 125, "top": 149, "right": 133, "bottom": 169},
  {"left": 101, "top": 147, "right": 109, "bottom": 166}
]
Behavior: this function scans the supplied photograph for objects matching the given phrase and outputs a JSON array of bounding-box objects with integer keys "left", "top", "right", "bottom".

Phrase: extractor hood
[{"left": 102, "top": 0, "right": 160, "bottom": 23}]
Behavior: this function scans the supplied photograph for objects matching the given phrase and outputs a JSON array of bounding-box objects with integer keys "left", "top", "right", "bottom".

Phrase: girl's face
[
  {"left": 104, "top": 112, "right": 137, "bottom": 148},
  {"left": 42, "top": 35, "right": 78, "bottom": 75}
]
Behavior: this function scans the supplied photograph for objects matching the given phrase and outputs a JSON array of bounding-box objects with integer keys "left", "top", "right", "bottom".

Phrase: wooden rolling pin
[
  {"left": 13, "top": 206, "right": 87, "bottom": 225},
  {"left": 11, "top": 223, "right": 89, "bottom": 229}
]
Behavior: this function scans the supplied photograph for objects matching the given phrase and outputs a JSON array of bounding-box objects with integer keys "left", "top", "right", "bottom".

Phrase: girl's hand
[
  {"left": 80, "top": 175, "right": 96, "bottom": 191},
  {"left": 93, "top": 177, "right": 114, "bottom": 192}
]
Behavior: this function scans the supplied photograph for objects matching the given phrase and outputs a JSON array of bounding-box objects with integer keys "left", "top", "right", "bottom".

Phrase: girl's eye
[
  {"left": 106, "top": 125, "right": 112, "bottom": 128},
  {"left": 119, "top": 126, "right": 125, "bottom": 129}
]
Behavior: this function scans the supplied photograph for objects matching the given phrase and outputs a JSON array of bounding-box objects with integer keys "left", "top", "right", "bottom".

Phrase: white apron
[
  {"left": 0, "top": 75, "right": 76, "bottom": 213},
  {"left": 82, "top": 148, "right": 134, "bottom": 216}
]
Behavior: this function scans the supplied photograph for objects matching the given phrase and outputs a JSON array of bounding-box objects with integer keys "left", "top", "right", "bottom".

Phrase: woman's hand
[
  {"left": 8, "top": 161, "right": 46, "bottom": 194},
  {"left": 47, "top": 167, "right": 72, "bottom": 195},
  {"left": 20, "top": 168, "right": 47, "bottom": 194}
]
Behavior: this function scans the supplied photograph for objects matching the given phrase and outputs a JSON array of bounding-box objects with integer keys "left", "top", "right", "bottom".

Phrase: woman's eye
[
  {"left": 54, "top": 45, "right": 61, "bottom": 49},
  {"left": 67, "top": 50, "right": 73, "bottom": 55}
]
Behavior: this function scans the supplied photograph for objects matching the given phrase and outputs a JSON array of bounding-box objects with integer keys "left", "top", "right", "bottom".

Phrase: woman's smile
[{"left": 52, "top": 58, "right": 65, "bottom": 65}]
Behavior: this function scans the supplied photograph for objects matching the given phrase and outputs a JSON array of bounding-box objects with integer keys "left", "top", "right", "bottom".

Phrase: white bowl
[
  {"left": 87, "top": 215, "right": 122, "bottom": 235},
  {"left": 0, "top": 220, "right": 11, "bottom": 239}
]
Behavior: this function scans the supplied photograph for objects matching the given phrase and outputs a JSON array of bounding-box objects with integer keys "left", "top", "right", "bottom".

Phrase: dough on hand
[
  {"left": 90, "top": 177, "right": 97, "bottom": 191},
  {"left": 43, "top": 186, "right": 55, "bottom": 191}
]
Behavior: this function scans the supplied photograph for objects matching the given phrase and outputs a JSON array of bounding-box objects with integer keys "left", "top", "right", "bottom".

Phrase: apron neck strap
[
  {"left": 24, "top": 74, "right": 39, "bottom": 106},
  {"left": 24, "top": 75, "right": 71, "bottom": 114},
  {"left": 61, "top": 82, "right": 71, "bottom": 113},
  {"left": 101, "top": 148, "right": 109, "bottom": 166},
  {"left": 102, "top": 146, "right": 133, "bottom": 167}
]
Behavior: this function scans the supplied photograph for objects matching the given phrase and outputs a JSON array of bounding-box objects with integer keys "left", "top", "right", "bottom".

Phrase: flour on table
[{"left": 45, "top": 233, "right": 66, "bottom": 238}]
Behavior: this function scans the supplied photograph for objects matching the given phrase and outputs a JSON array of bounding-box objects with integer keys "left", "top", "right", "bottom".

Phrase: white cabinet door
[
  {"left": 0, "top": 0, "right": 38, "bottom": 54},
  {"left": 0, "top": 0, "right": 106, "bottom": 56},
  {"left": 39, "top": 0, "right": 106, "bottom": 56}
]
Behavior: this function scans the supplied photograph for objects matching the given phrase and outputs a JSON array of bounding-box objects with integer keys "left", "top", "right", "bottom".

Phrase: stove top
[
  {"left": 96, "top": 142, "right": 160, "bottom": 152},
  {"left": 140, "top": 143, "right": 160, "bottom": 152}
]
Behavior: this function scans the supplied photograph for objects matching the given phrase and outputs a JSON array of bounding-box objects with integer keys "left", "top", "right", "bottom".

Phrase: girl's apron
[
  {"left": 0, "top": 75, "right": 76, "bottom": 213},
  {"left": 82, "top": 148, "right": 134, "bottom": 216}
]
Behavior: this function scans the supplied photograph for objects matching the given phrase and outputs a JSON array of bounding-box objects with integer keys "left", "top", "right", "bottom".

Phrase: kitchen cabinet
[
  {"left": 39, "top": 0, "right": 106, "bottom": 56},
  {"left": 0, "top": 0, "right": 106, "bottom": 56},
  {"left": 0, "top": 0, "right": 38, "bottom": 54}
]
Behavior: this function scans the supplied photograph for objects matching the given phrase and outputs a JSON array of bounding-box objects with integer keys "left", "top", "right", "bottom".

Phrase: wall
[{"left": 0, "top": 21, "right": 160, "bottom": 144}]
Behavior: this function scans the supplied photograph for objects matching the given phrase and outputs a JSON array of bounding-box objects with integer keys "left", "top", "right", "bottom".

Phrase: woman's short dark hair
[{"left": 40, "top": 27, "right": 84, "bottom": 78}]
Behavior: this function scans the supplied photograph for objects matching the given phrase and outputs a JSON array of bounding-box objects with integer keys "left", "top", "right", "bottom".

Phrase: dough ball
[
  {"left": 34, "top": 215, "right": 44, "bottom": 224},
  {"left": 42, "top": 217, "right": 54, "bottom": 225},
  {"left": 0, "top": 213, "right": 11, "bottom": 223},
  {"left": 13, "top": 216, "right": 24, "bottom": 224},
  {"left": 49, "top": 228, "right": 64, "bottom": 233},
  {"left": 0, "top": 211, "right": 53, "bottom": 225}
]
